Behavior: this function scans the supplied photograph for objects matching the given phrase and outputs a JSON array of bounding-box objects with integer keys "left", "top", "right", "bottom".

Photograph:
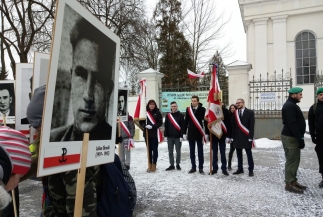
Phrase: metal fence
[{"left": 249, "top": 71, "right": 292, "bottom": 118}]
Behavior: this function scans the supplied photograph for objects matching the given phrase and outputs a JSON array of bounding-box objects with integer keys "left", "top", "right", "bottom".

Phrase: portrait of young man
[
  {"left": 117, "top": 89, "right": 127, "bottom": 117},
  {"left": 0, "top": 83, "right": 15, "bottom": 118},
  {"left": 50, "top": 6, "right": 117, "bottom": 142}
]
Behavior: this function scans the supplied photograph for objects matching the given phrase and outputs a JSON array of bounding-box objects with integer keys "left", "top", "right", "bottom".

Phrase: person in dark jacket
[
  {"left": 227, "top": 104, "right": 237, "bottom": 171},
  {"left": 210, "top": 103, "right": 231, "bottom": 176},
  {"left": 308, "top": 87, "right": 323, "bottom": 188},
  {"left": 164, "top": 101, "right": 184, "bottom": 171},
  {"left": 183, "top": 95, "right": 209, "bottom": 174},
  {"left": 143, "top": 99, "right": 163, "bottom": 172},
  {"left": 281, "top": 87, "right": 306, "bottom": 194},
  {"left": 231, "top": 98, "right": 255, "bottom": 177}
]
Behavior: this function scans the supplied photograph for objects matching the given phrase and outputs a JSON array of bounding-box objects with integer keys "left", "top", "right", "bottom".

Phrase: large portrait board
[
  {"left": 117, "top": 88, "right": 129, "bottom": 122},
  {"left": 0, "top": 81, "right": 15, "bottom": 124},
  {"left": 38, "top": 0, "right": 120, "bottom": 177},
  {"left": 15, "top": 63, "right": 33, "bottom": 131},
  {"left": 32, "top": 52, "right": 50, "bottom": 94}
]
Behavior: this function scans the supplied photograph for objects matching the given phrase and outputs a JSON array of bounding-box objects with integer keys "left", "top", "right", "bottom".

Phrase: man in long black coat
[
  {"left": 183, "top": 95, "right": 209, "bottom": 174},
  {"left": 231, "top": 98, "right": 255, "bottom": 177}
]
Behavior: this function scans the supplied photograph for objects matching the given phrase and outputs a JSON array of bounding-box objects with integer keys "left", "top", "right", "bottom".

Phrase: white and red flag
[
  {"left": 134, "top": 79, "right": 146, "bottom": 119},
  {"left": 43, "top": 145, "right": 81, "bottom": 168},
  {"left": 187, "top": 69, "right": 205, "bottom": 79},
  {"left": 205, "top": 63, "right": 224, "bottom": 139}
]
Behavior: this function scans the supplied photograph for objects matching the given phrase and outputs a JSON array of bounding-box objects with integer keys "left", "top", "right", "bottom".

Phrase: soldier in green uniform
[
  {"left": 308, "top": 87, "right": 323, "bottom": 188},
  {"left": 281, "top": 87, "right": 307, "bottom": 194}
]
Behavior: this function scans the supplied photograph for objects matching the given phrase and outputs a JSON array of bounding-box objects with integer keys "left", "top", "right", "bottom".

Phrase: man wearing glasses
[
  {"left": 231, "top": 98, "right": 255, "bottom": 177},
  {"left": 164, "top": 101, "right": 185, "bottom": 171}
]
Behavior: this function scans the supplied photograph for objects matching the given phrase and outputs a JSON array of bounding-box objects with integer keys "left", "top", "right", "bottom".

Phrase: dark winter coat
[
  {"left": 183, "top": 103, "right": 209, "bottom": 140},
  {"left": 281, "top": 97, "right": 306, "bottom": 140},
  {"left": 211, "top": 106, "right": 232, "bottom": 142},
  {"left": 308, "top": 100, "right": 323, "bottom": 138},
  {"left": 164, "top": 111, "right": 184, "bottom": 138},
  {"left": 232, "top": 107, "right": 255, "bottom": 149},
  {"left": 142, "top": 108, "right": 163, "bottom": 138}
]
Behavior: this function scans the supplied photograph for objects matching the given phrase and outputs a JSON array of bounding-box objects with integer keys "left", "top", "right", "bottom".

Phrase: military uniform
[
  {"left": 281, "top": 87, "right": 306, "bottom": 193},
  {"left": 308, "top": 87, "right": 323, "bottom": 187}
]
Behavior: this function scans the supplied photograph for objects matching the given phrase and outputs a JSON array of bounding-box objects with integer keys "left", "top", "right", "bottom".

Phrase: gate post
[
  {"left": 137, "top": 68, "right": 164, "bottom": 107},
  {"left": 226, "top": 61, "right": 252, "bottom": 106}
]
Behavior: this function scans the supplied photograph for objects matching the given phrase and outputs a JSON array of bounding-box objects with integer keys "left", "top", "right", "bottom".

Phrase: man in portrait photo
[
  {"left": 21, "top": 76, "right": 33, "bottom": 125},
  {"left": 50, "top": 16, "right": 116, "bottom": 142},
  {"left": 0, "top": 83, "right": 15, "bottom": 117},
  {"left": 117, "top": 90, "right": 127, "bottom": 116}
]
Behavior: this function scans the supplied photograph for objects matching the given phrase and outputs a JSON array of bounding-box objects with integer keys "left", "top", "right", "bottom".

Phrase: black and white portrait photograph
[
  {"left": 32, "top": 52, "right": 49, "bottom": 93},
  {"left": 0, "top": 81, "right": 15, "bottom": 124},
  {"left": 117, "top": 88, "right": 128, "bottom": 121},
  {"left": 38, "top": 0, "right": 120, "bottom": 176},
  {"left": 15, "top": 63, "right": 33, "bottom": 130}
]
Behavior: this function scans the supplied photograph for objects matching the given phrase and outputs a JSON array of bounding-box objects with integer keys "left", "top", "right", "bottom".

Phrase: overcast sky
[{"left": 146, "top": 0, "right": 246, "bottom": 66}]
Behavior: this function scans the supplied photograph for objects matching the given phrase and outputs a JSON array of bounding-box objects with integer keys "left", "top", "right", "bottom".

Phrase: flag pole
[
  {"left": 209, "top": 134, "right": 212, "bottom": 175},
  {"left": 118, "top": 115, "right": 121, "bottom": 157}
]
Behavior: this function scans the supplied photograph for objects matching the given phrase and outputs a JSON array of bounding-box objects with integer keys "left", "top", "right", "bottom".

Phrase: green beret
[
  {"left": 288, "top": 87, "right": 303, "bottom": 94},
  {"left": 316, "top": 87, "right": 323, "bottom": 95}
]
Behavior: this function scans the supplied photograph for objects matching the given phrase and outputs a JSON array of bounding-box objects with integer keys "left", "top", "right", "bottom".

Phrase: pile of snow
[{"left": 254, "top": 138, "right": 282, "bottom": 148}]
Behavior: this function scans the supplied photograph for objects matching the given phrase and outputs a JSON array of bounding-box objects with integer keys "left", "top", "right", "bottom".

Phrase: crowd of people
[{"left": 0, "top": 85, "right": 322, "bottom": 216}]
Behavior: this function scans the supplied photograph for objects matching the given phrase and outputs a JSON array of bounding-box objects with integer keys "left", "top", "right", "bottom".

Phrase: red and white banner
[
  {"left": 188, "top": 107, "right": 206, "bottom": 143},
  {"left": 206, "top": 63, "right": 223, "bottom": 138},
  {"left": 187, "top": 69, "right": 205, "bottom": 79},
  {"left": 167, "top": 113, "right": 181, "bottom": 132},
  {"left": 234, "top": 110, "right": 256, "bottom": 148},
  {"left": 147, "top": 111, "right": 163, "bottom": 143},
  {"left": 43, "top": 146, "right": 81, "bottom": 168},
  {"left": 134, "top": 79, "right": 146, "bottom": 119}
]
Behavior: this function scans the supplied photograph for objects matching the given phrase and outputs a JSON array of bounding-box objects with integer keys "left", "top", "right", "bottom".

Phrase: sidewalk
[{"left": 18, "top": 137, "right": 322, "bottom": 216}]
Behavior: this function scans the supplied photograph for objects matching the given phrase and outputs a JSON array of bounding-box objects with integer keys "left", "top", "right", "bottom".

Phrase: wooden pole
[
  {"left": 118, "top": 116, "right": 121, "bottom": 157},
  {"left": 145, "top": 129, "right": 150, "bottom": 172},
  {"left": 209, "top": 134, "right": 212, "bottom": 175},
  {"left": 74, "top": 133, "right": 89, "bottom": 217},
  {"left": 3, "top": 114, "right": 17, "bottom": 217}
]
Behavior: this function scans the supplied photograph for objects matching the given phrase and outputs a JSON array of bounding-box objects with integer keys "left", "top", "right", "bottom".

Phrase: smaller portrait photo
[
  {"left": 117, "top": 88, "right": 128, "bottom": 122},
  {"left": 0, "top": 81, "right": 15, "bottom": 124}
]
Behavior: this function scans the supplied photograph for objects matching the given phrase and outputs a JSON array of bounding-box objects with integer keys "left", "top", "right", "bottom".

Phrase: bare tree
[
  {"left": 0, "top": 0, "right": 55, "bottom": 78},
  {"left": 182, "top": 0, "right": 233, "bottom": 73}
]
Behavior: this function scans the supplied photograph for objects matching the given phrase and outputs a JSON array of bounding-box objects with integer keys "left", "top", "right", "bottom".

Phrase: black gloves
[
  {"left": 116, "top": 136, "right": 122, "bottom": 144},
  {"left": 298, "top": 138, "right": 305, "bottom": 149},
  {"left": 311, "top": 135, "right": 316, "bottom": 144}
]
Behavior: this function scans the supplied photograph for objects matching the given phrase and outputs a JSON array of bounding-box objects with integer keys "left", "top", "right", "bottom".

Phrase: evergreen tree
[{"left": 153, "top": 0, "right": 193, "bottom": 87}]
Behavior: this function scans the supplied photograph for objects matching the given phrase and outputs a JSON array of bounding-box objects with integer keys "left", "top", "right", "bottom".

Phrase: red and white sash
[
  {"left": 221, "top": 121, "right": 227, "bottom": 134},
  {"left": 234, "top": 110, "right": 256, "bottom": 148},
  {"left": 188, "top": 107, "right": 206, "bottom": 143},
  {"left": 147, "top": 111, "right": 163, "bottom": 142},
  {"left": 120, "top": 122, "right": 135, "bottom": 150},
  {"left": 167, "top": 113, "right": 181, "bottom": 132}
]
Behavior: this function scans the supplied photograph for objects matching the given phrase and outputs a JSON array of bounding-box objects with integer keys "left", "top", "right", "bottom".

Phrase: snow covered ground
[{"left": 19, "top": 137, "right": 323, "bottom": 216}]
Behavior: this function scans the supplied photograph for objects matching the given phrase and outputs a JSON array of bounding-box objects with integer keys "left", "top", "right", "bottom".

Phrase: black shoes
[
  {"left": 228, "top": 166, "right": 232, "bottom": 171},
  {"left": 166, "top": 165, "right": 175, "bottom": 171},
  {"left": 188, "top": 168, "right": 196, "bottom": 174},
  {"left": 233, "top": 170, "right": 244, "bottom": 175},
  {"left": 209, "top": 170, "right": 217, "bottom": 175},
  {"left": 199, "top": 169, "right": 205, "bottom": 175},
  {"left": 249, "top": 171, "right": 254, "bottom": 177},
  {"left": 176, "top": 165, "right": 181, "bottom": 170},
  {"left": 319, "top": 180, "right": 323, "bottom": 188},
  {"left": 222, "top": 170, "right": 229, "bottom": 176}
]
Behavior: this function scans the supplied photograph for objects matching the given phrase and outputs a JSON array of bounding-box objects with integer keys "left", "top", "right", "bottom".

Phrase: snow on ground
[{"left": 19, "top": 137, "right": 322, "bottom": 217}]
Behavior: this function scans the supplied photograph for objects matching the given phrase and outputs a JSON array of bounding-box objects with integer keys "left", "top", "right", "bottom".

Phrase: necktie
[{"left": 239, "top": 109, "right": 242, "bottom": 118}]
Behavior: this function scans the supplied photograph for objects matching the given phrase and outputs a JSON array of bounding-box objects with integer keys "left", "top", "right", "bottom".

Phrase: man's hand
[
  {"left": 164, "top": 137, "right": 168, "bottom": 142},
  {"left": 183, "top": 135, "right": 187, "bottom": 140},
  {"left": 145, "top": 125, "right": 152, "bottom": 129},
  {"left": 6, "top": 174, "right": 22, "bottom": 191},
  {"left": 225, "top": 138, "right": 231, "bottom": 143},
  {"left": 298, "top": 138, "right": 305, "bottom": 149},
  {"left": 311, "top": 135, "right": 316, "bottom": 144},
  {"left": 180, "top": 138, "right": 183, "bottom": 142}
]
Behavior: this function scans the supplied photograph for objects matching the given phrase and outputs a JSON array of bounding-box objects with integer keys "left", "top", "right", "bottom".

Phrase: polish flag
[
  {"left": 43, "top": 145, "right": 81, "bottom": 168},
  {"left": 134, "top": 79, "right": 146, "bottom": 119},
  {"left": 187, "top": 69, "right": 205, "bottom": 79}
]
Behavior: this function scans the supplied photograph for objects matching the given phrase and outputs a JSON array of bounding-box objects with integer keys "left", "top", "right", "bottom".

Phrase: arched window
[{"left": 295, "top": 31, "right": 316, "bottom": 84}]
